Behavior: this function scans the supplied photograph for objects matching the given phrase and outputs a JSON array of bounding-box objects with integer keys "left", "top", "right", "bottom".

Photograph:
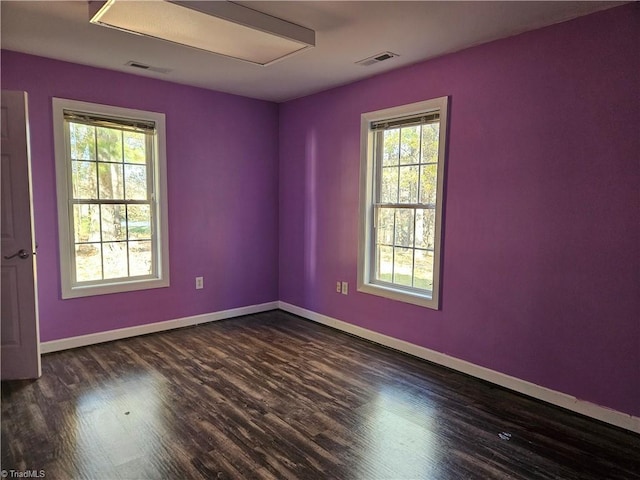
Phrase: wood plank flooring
[{"left": 2, "top": 310, "right": 639, "bottom": 479}]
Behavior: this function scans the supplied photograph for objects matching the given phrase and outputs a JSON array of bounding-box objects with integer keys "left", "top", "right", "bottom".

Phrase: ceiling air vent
[
  {"left": 125, "top": 61, "right": 172, "bottom": 74},
  {"left": 355, "top": 51, "right": 399, "bottom": 67}
]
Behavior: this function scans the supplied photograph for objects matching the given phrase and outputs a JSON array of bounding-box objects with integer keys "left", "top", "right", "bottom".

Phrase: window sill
[
  {"left": 357, "top": 281, "right": 439, "bottom": 310},
  {"left": 62, "top": 277, "right": 169, "bottom": 299}
]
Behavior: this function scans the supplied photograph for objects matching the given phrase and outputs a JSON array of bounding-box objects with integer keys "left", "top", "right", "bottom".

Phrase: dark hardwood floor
[{"left": 2, "top": 310, "right": 639, "bottom": 479}]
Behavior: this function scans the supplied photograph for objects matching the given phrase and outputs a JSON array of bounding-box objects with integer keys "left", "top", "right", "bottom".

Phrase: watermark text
[{"left": 1, "top": 470, "right": 46, "bottom": 478}]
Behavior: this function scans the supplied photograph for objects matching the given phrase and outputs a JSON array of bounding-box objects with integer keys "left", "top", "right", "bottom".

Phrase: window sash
[
  {"left": 63, "top": 119, "right": 158, "bottom": 287},
  {"left": 370, "top": 119, "right": 440, "bottom": 294},
  {"left": 371, "top": 204, "right": 436, "bottom": 292}
]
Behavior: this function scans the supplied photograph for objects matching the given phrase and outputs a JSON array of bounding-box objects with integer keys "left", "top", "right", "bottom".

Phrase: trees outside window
[
  {"left": 358, "top": 97, "right": 449, "bottom": 309},
  {"left": 53, "top": 98, "right": 169, "bottom": 298}
]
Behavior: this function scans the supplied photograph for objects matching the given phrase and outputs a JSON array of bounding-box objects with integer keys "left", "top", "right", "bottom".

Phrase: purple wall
[
  {"left": 279, "top": 5, "right": 640, "bottom": 417},
  {"left": 1, "top": 51, "right": 280, "bottom": 342}
]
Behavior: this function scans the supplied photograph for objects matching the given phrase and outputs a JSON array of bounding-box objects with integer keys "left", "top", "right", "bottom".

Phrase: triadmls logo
[{"left": 1, "top": 470, "right": 46, "bottom": 478}]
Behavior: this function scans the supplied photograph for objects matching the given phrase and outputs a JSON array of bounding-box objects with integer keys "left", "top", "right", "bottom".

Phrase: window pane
[
  {"left": 400, "top": 126, "right": 420, "bottom": 165},
  {"left": 71, "top": 161, "right": 97, "bottom": 199},
  {"left": 393, "top": 247, "right": 413, "bottom": 286},
  {"left": 380, "top": 166, "right": 398, "bottom": 203},
  {"left": 98, "top": 163, "right": 124, "bottom": 199},
  {"left": 103, "top": 242, "right": 128, "bottom": 279},
  {"left": 419, "top": 164, "right": 438, "bottom": 205},
  {"left": 376, "top": 207, "right": 394, "bottom": 245},
  {"left": 127, "top": 205, "right": 151, "bottom": 240},
  {"left": 124, "top": 164, "right": 147, "bottom": 200},
  {"left": 421, "top": 122, "right": 440, "bottom": 164},
  {"left": 74, "top": 204, "right": 100, "bottom": 243},
  {"left": 75, "top": 243, "right": 102, "bottom": 282},
  {"left": 376, "top": 245, "right": 393, "bottom": 283},
  {"left": 69, "top": 123, "right": 95, "bottom": 161},
  {"left": 414, "top": 250, "right": 434, "bottom": 291},
  {"left": 382, "top": 129, "right": 399, "bottom": 166},
  {"left": 415, "top": 208, "right": 436, "bottom": 250},
  {"left": 398, "top": 166, "right": 419, "bottom": 203},
  {"left": 394, "top": 208, "right": 414, "bottom": 247},
  {"left": 123, "top": 132, "right": 146, "bottom": 164},
  {"left": 101, "top": 204, "right": 126, "bottom": 241},
  {"left": 97, "top": 127, "right": 123, "bottom": 163},
  {"left": 129, "top": 241, "right": 152, "bottom": 276}
]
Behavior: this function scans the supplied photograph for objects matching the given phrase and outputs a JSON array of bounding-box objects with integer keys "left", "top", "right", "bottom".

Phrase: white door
[{"left": 1, "top": 90, "right": 41, "bottom": 380}]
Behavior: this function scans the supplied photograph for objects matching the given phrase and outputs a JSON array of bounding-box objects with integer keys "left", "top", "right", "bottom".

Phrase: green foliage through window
[
  {"left": 67, "top": 121, "right": 153, "bottom": 283},
  {"left": 374, "top": 119, "right": 440, "bottom": 292}
]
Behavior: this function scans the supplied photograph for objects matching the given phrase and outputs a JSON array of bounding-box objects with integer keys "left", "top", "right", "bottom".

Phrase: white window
[
  {"left": 358, "top": 97, "right": 448, "bottom": 309},
  {"left": 53, "top": 98, "right": 169, "bottom": 298}
]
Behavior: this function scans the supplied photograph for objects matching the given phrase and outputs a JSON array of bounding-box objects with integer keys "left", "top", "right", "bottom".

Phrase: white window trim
[
  {"left": 357, "top": 96, "right": 449, "bottom": 309},
  {"left": 53, "top": 98, "right": 170, "bottom": 299}
]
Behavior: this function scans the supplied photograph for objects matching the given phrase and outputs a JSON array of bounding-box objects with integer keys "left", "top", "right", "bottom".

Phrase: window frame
[
  {"left": 53, "top": 98, "right": 170, "bottom": 299},
  {"left": 357, "top": 97, "right": 449, "bottom": 309}
]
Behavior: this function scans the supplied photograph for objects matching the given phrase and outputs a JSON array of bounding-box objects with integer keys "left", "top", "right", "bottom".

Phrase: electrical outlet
[
  {"left": 195, "top": 276, "right": 204, "bottom": 289},
  {"left": 341, "top": 281, "right": 348, "bottom": 295},
  {"left": 336, "top": 281, "right": 342, "bottom": 293}
]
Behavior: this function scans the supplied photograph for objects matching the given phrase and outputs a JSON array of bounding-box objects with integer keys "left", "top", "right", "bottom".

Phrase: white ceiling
[{"left": 1, "top": 1, "right": 625, "bottom": 102}]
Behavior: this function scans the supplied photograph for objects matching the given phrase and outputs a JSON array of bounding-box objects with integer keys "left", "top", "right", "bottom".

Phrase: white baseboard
[
  {"left": 278, "top": 301, "right": 640, "bottom": 434},
  {"left": 40, "top": 301, "right": 279, "bottom": 354}
]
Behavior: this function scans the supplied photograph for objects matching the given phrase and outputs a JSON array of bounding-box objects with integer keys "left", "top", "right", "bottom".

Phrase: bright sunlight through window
[
  {"left": 358, "top": 97, "right": 448, "bottom": 309},
  {"left": 53, "top": 99, "right": 169, "bottom": 298}
]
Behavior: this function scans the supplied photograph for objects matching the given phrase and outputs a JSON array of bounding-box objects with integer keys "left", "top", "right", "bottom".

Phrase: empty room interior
[{"left": 1, "top": 1, "right": 639, "bottom": 479}]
